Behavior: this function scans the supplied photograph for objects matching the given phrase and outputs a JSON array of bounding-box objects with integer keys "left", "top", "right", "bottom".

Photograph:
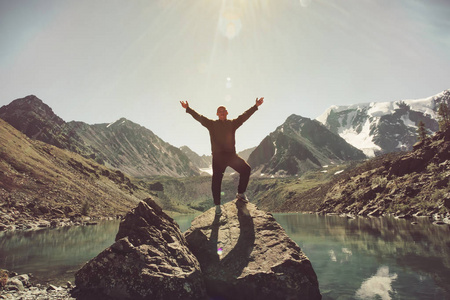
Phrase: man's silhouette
[{"left": 180, "top": 97, "right": 264, "bottom": 215}]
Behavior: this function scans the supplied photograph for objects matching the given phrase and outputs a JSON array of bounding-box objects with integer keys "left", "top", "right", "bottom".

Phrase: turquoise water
[
  {"left": 273, "top": 213, "right": 450, "bottom": 300},
  {"left": 0, "top": 213, "right": 449, "bottom": 299}
]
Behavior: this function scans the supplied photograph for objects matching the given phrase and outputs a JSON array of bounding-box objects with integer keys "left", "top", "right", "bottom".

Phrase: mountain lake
[{"left": 0, "top": 213, "right": 449, "bottom": 299}]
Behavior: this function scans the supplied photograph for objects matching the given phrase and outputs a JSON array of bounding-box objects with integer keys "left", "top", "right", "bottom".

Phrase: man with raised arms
[{"left": 180, "top": 97, "right": 264, "bottom": 215}]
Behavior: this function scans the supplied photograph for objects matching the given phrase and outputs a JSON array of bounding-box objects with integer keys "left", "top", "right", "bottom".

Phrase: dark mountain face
[
  {"left": 248, "top": 114, "right": 366, "bottom": 176},
  {"left": 0, "top": 118, "right": 145, "bottom": 225},
  {"left": 69, "top": 118, "right": 199, "bottom": 177},
  {"left": 0, "top": 95, "right": 199, "bottom": 177},
  {"left": 180, "top": 146, "right": 211, "bottom": 169},
  {"left": 0, "top": 95, "right": 67, "bottom": 148}
]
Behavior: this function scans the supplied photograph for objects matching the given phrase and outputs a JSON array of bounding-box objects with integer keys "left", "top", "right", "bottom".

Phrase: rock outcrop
[
  {"left": 75, "top": 198, "right": 321, "bottom": 299},
  {"left": 185, "top": 200, "right": 322, "bottom": 300},
  {"left": 74, "top": 198, "right": 207, "bottom": 299},
  {"left": 318, "top": 128, "right": 450, "bottom": 218}
]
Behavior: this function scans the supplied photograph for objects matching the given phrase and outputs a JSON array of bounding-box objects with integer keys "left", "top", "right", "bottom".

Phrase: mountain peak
[
  {"left": 285, "top": 114, "right": 311, "bottom": 123},
  {"left": 1, "top": 95, "right": 199, "bottom": 177},
  {"left": 0, "top": 95, "right": 65, "bottom": 143},
  {"left": 316, "top": 89, "right": 449, "bottom": 156},
  {"left": 248, "top": 113, "right": 366, "bottom": 176},
  {"left": 107, "top": 117, "right": 129, "bottom": 128},
  {"left": 0, "top": 95, "right": 56, "bottom": 118}
]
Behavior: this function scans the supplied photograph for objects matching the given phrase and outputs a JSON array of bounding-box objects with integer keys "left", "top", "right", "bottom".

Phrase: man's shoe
[
  {"left": 236, "top": 193, "right": 249, "bottom": 203},
  {"left": 215, "top": 205, "right": 222, "bottom": 215}
]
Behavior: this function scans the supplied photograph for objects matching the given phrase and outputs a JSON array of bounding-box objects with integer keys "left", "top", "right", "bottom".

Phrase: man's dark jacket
[{"left": 186, "top": 105, "right": 258, "bottom": 154}]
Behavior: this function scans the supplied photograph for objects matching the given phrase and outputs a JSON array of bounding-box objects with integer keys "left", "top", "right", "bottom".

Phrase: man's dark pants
[{"left": 212, "top": 152, "right": 251, "bottom": 205}]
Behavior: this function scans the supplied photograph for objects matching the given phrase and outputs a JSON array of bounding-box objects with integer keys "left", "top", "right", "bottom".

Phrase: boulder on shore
[
  {"left": 184, "top": 200, "right": 322, "bottom": 300},
  {"left": 74, "top": 198, "right": 207, "bottom": 300}
]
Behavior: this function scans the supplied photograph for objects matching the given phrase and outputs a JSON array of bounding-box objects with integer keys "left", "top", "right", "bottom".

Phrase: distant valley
[{"left": 1, "top": 90, "right": 449, "bottom": 228}]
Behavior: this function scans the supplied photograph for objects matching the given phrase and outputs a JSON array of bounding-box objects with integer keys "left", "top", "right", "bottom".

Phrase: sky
[{"left": 1, "top": 0, "right": 450, "bottom": 156}]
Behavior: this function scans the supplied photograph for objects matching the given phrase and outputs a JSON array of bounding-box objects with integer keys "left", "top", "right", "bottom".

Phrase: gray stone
[
  {"left": 5, "top": 278, "right": 24, "bottom": 292},
  {"left": 185, "top": 200, "right": 322, "bottom": 300},
  {"left": 75, "top": 198, "right": 207, "bottom": 300}
]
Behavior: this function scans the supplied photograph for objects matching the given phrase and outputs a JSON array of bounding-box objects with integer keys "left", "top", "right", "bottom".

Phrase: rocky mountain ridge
[
  {"left": 248, "top": 114, "right": 366, "bottom": 176},
  {"left": 316, "top": 127, "right": 450, "bottom": 219},
  {"left": 317, "top": 89, "right": 450, "bottom": 156},
  {"left": 0, "top": 118, "right": 144, "bottom": 230},
  {"left": 0, "top": 118, "right": 201, "bottom": 231},
  {"left": 0, "top": 95, "right": 199, "bottom": 178}
]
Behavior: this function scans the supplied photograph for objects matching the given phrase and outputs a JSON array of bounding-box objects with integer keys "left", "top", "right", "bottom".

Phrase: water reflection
[
  {"left": 0, "top": 213, "right": 449, "bottom": 299},
  {"left": 273, "top": 213, "right": 450, "bottom": 300},
  {"left": 355, "top": 266, "right": 397, "bottom": 300},
  {"left": 0, "top": 221, "right": 120, "bottom": 285},
  {"left": 0, "top": 215, "right": 198, "bottom": 285}
]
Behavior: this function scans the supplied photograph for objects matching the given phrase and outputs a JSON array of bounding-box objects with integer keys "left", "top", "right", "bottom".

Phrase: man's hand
[
  {"left": 180, "top": 101, "right": 189, "bottom": 109},
  {"left": 255, "top": 97, "right": 264, "bottom": 107}
]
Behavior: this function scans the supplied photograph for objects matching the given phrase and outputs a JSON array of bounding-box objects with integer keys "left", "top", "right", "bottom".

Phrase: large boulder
[
  {"left": 184, "top": 200, "right": 322, "bottom": 300},
  {"left": 75, "top": 198, "right": 207, "bottom": 299}
]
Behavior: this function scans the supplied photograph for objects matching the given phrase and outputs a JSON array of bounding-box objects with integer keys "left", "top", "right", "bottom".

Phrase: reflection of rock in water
[{"left": 355, "top": 266, "right": 397, "bottom": 300}]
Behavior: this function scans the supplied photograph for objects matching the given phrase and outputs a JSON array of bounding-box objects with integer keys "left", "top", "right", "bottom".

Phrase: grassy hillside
[
  {"left": 0, "top": 119, "right": 194, "bottom": 230},
  {"left": 141, "top": 163, "right": 350, "bottom": 213}
]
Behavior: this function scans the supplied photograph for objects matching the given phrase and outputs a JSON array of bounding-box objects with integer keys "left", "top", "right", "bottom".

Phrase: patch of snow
[
  {"left": 367, "top": 101, "right": 395, "bottom": 117},
  {"left": 107, "top": 121, "right": 116, "bottom": 128},
  {"left": 396, "top": 141, "right": 408, "bottom": 151},
  {"left": 199, "top": 166, "right": 213, "bottom": 175},
  {"left": 334, "top": 170, "right": 344, "bottom": 175},
  {"left": 338, "top": 119, "right": 381, "bottom": 157},
  {"left": 316, "top": 105, "right": 339, "bottom": 124},
  {"left": 107, "top": 118, "right": 126, "bottom": 128},
  {"left": 400, "top": 113, "right": 416, "bottom": 128},
  {"left": 316, "top": 91, "right": 444, "bottom": 155}
]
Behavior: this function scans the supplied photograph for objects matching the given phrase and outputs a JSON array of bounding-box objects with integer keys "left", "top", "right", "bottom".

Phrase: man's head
[{"left": 216, "top": 106, "right": 228, "bottom": 121}]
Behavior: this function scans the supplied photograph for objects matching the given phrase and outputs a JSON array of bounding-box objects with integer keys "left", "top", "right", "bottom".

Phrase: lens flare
[
  {"left": 219, "top": 8, "right": 242, "bottom": 39},
  {"left": 226, "top": 77, "right": 232, "bottom": 88},
  {"left": 217, "top": 247, "right": 223, "bottom": 255},
  {"left": 300, "top": 0, "right": 312, "bottom": 8}
]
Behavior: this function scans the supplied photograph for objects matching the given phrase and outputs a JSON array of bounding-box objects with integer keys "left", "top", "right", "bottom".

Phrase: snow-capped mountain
[{"left": 316, "top": 90, "right": 450, "bottom": 156}]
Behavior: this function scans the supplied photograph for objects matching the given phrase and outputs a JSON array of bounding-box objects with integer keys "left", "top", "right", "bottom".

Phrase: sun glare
[{"left": 219, "top": 7, "right": 242, "bottom": 39}]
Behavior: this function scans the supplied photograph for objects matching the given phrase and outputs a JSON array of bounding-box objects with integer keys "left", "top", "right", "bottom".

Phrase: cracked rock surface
[
  {"left": 185, "top": 200, "right": 322, "bottom": 300},
  {"left": 74, "top": 198, "right": 206, "bottom": 300}
]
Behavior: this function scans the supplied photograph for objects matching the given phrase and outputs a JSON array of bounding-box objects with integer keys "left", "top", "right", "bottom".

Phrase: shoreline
[
  {"left": 1, "top": 211, "right": 448, "bottom": 298},
  {"left": 2, "top": 209, "right": 449, "bottom": 234},
  {"left": 0, "top": 270, "right": 75, "bottom": 300}
]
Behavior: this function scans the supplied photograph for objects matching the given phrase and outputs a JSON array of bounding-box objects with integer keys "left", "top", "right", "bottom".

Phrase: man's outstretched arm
[
  {"left": 234, "top": 97, "right": 264, "bottom": 129},
  {"left": 180, "top": 100, "right": 212, "bottom": 128}
]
